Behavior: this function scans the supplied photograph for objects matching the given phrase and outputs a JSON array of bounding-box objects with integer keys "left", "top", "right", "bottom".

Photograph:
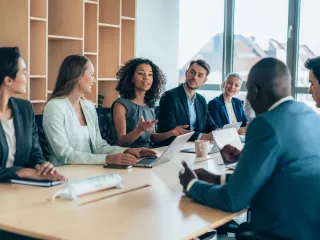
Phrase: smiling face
[
  {"left": 5, "top": 57, "right": 28, "bottom": 94},
  {"left": 132, "top": 64, "right": 153, "bottom": 91},
  {"left": 185, "top": 63, "right": 208, "bottom": 90},
  {"left": 308, "top": 70, "right": 320, "bottom": 108},
  {"left": 223, "top": 76, "right": 242, "bottom": 97},
  {"left": 78, "top": 60, "right": 95, "bottom": 94}
]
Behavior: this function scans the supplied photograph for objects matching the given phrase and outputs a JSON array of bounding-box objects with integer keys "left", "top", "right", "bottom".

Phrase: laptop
[
  {"left": 212, "top": 128, "right": 243, "bottom": 169},
  {"left": 134, "top": 131, "right": 194, "bottom": 168}
]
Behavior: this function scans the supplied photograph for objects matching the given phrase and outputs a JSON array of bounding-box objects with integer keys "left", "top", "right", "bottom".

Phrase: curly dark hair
[{"left": 116, "top": 58, "right": 166, "bottom": 107}]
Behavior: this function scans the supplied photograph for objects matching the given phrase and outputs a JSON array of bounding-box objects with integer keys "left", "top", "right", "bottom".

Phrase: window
[
  {"left": 178, "top": 0, "right": 225, "bottom": 84},
  {"left": 297, "top": 0, "right": 320, "bottom": 87},
  {"left": 233, "top": 0, "right": 289, "bottom": 81}
]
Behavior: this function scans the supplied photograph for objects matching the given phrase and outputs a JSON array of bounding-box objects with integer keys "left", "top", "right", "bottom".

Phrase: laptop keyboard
[{"left": 137, "top": 157, "right": 157, "bottom": 165}]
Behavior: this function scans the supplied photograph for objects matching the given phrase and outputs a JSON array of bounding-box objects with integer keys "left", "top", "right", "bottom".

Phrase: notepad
[{"left": 10, "top": 178, "right": 65, "bottom": 187}]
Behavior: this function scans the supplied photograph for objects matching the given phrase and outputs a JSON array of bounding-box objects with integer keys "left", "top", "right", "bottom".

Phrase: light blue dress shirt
[{"left": 183, "top": 84, "right": 197, "bottom": 131}]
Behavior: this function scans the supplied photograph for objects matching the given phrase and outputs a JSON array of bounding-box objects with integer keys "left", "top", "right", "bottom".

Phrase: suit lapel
[
  {"left": 178, "top": 84, "right": 191, "bottom": 125},
  {"left": 219, "top": 94, "right": 230, "bottom": 124},
  {"left": 10, "top": 98, "right": 23, "bottom": 165},
  {"left": 0, "top": 120, "right": 7, "bottom": 168},
  {"left": 194, "top": 95, "right": 202, "bottom": 131}
]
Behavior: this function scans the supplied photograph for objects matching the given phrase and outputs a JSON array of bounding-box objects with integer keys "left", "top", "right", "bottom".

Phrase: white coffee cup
[{"left": 195, "top": 140, "right": 210, "bottom": 157}]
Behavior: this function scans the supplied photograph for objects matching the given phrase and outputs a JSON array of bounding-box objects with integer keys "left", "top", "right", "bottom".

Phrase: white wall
[{"left": 135, "top": 0, "right": 180, "bottom": 90}]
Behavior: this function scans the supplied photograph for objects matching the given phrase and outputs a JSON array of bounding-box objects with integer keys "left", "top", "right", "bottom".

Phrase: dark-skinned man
[{"left": 179, "top": 58, "right": 320, "bottom": 240}]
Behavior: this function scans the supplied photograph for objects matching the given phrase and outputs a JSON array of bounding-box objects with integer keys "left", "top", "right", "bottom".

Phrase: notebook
[{"left": 10, "top": 178, "right": 65, "bottom": 187}]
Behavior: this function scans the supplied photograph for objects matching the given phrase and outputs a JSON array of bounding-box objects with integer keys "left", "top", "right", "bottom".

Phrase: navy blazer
[
  {"left": 188, "top": 100, "right": 320, "bottom": 239},
  {"left": 157, "top": 84, "right": 218, "bottom": 145},
  {"left": 0, "top": 98, "right": 45, "bottom": 181},
  {"left": 208, "top": 94, "right": 248, "bottom": 128}
]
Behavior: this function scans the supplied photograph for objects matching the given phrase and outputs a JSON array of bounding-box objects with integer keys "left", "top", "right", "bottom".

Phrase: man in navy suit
[
  {"left": 179, "top": 58, "right": 320, "bottom": 239},
  {"left": 157, "top": 60, "right": 218, "bottom": 145}
]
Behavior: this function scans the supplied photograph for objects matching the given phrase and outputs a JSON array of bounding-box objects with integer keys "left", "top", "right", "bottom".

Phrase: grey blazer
[{"left": 43, "top": 98, "right": 126, "bottom": 166}]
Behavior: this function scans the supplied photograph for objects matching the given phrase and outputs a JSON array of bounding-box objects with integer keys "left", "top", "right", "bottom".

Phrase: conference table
[{"left": 0, "top": 142, "right": 244, "bottom": 240}]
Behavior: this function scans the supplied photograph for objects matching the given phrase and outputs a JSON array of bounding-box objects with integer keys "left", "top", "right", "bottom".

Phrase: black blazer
[
  {"left": 0, "top": 98, "right": 45, "bottom": 181},
  {"left": 157, "top": 84, "right": 218, "bottom": 145}
]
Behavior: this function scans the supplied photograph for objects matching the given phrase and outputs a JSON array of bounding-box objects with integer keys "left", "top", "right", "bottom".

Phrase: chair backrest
[
  {"left": 96, "top": 108, "right": 117, "bottom": 146},
  {"left": 35, "top": 108, "right": 117, "bottom": 162},
  {"left": 34, "top": 115, "right": 50, "bottom": 161}
]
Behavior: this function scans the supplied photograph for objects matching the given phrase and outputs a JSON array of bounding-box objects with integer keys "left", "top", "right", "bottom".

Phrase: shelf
[
  {"left": 49, "top": 0, "right": 83, "bottom": 38},
  {"left": 99, "top": 23, "right": 120, "bottom": 28},
  {"left": 31, "top": 100, "right": 47, "bottom": 103},
  {"left": 100, "top": 0, "right": 120, "bottom": 25},
  {"left": 30, "top": 78, "right": 47, "bottom": 101},
  {"left": 30, "top": 0, "right": 47, "bottom": 19},
  {"left": 30, "top": 20, "right": 47, "bottom": 76},
  {"left": 84, "top": 52, "right": 97, "bottom": 56},
  {"left": 0, "top": 1, "right": 29, "bottom": 67},
  {"left": 48, "top": 40, "right": 83, "bottom": 91},
  {"left": 85, "top": 3, "right": 98, "bottom": 53},
  {"left": 98, "top": 78, "right": 117, "bottom": 81},
  {"left": 98, "top": 81, "right": 119, "bottom": 108},
  {"left": 30, "top": 17, "right": 47, "bottom": 22},
  {"left": 121, "top": 16, "right": 135, "bottom": 21},
  {"left": 48, "top": 35, "right": 83, "bottom": 41},
  {"left": 99, "top": 27, "right": 120, "bottom": 78},
  {"left": 84, "top": 55, "right": 97, "bottom": 103},
  {"left": 122, "top": 0, "right": 136, "bottom": 18},
  {"left": 121, "top": 19, "right": 135, "bottom": 64},
  {"left": 85, "top": 0, "right": 98, "bottom": 4}
]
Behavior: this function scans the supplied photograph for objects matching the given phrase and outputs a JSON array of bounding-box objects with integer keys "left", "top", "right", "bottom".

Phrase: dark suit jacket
[
  {"left": 0, "top": 98, "right": 45, "bottom": 181},
  {"left": 157, "top": 84, "right": 218, "bottom": 145},
  {"left": 208, "top": 94, "right": 248, "bottom": 128},
  {"left": 188, "top": 100, "right": 320, "bottom": 239}
]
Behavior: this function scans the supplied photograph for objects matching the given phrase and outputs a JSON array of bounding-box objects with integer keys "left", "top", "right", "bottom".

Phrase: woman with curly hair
[{"left": 112, "top": 58, "right": 189, "bottom": 148}]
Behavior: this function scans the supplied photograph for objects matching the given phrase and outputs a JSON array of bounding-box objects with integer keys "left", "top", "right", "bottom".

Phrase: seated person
[
  {"left": 157, "top": 59, "right": 218, "bottom": 146},
  {"left": 179, "top": 58, "right": 320, "bottom": 239},
  {"left": 0, "top": 47, "right": 65, "bottom": 182},
  {"left": 112, "top": 58, "right": 189, "bottom": 148},
  {"left": 208, "top": 73, "right": 248, "bottom": 134},
  {"left": 244, "top": 98, "right": 255, "bottom": 121},
  {"left": 43, "top": 55, "right": 156, "bottom": 166},
  {"left": 305, "top": 57, "right": 320, "bottom": 108}
]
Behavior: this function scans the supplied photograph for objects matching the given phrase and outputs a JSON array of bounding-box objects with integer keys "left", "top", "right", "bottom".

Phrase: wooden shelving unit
[{"left": 0, "top": 0, "right": 135, "bottom": 114}]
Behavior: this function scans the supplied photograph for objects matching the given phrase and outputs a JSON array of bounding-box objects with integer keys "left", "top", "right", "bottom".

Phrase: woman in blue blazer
[
  {"left": 208, "top": 73, "right": 248, "bottom": 133},
  {"left": 0, "top": 47, "right": 65, "bottom": 182}
]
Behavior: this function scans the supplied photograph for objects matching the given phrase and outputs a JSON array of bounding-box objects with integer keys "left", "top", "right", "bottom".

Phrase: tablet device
[
  {"left": 104, "top": 164, "right": 133, "bottom": 169},
  {"left": 10, "top": 178, "right": 64, "bottom": 187}
]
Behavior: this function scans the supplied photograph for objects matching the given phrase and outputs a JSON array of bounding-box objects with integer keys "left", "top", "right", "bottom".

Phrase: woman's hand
[
  {"left": 137, "top": 116, "right": 158, "bottom": 132},
  {"left": 238, "top": 122, "right": 249, "bottom": 135},
  {"left": 124, "top": 148, "right": 157, "bottom": 158},
  {"left": 170, "top": 125, "right": 190, "bottom": 136},
  {"left": 35, "top": 161, "right": 56, "bottom": 176},
  {"left": 105, "top": 153, "right": 137, "bottom": 165},
  {"left": 16, "top": 168, "right": 66, "bottom": 181}
]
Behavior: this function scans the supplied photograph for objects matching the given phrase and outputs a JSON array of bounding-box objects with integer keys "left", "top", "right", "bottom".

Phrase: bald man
[{"left": 179, "top": 58, "right": 320, "bottom": 239}]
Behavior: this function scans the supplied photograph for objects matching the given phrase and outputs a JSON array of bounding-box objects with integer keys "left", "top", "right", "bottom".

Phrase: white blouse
[
  {"left": 2, "top": 118, "right": 16, "bottom": 168},
  {"left": 225, "top": 101, "right": 237, "bottom": 124}
]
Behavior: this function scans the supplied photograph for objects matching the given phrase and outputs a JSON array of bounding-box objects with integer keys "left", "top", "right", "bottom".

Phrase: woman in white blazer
[{"left": 43, "top": 55, "right": 156, "bottom": 166}]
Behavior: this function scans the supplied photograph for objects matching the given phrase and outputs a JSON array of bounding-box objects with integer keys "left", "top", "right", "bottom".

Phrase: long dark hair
[
  {"left": 115, "top": 58, "right": 166, "bottom": 107},
  {"left": 50, "top": 55, "right": 89, "bottom": 100},
  {"left": 0, "top": 47, "right": 21, "bottom": 85}
]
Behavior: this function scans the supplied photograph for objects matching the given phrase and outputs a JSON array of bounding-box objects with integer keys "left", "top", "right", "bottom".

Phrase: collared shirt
[
  {"left": 186, "top": 95, "right": 295, "bottom": 193},
  {"left": 268, "top": 96, "right": 294, "bottom": 111},
  {"left": 183, "top": 84, "right": 197, "bottom": 131}
]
